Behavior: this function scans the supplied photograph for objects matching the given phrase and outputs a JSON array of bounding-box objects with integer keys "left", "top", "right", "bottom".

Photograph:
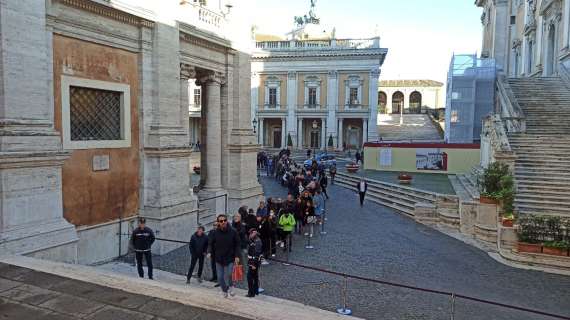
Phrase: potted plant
[
  {"left": 345, "top": 161, "right": 360, "bottom": 173},
  {"left": 477, "top": 162, "right": 510, "bottom": 204},
  {"left": 501, "top": 212, "right": 515, "bottom": 227},
  {"left": 398, "top": 172, "right": 413, "bottom": 185},
  {"left": 516, "top": 215, "right": 543, "bottom": 253},
  {"left": 542, "top": 241, "right": 570, "bottom": 257},
  {"left": 287, "top": 133, "right": 293, "bottom": 149}
]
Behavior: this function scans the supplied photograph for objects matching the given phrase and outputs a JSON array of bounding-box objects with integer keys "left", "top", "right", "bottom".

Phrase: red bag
[{"left": 232, "top": 263, "right": 244, "bottom": 282}]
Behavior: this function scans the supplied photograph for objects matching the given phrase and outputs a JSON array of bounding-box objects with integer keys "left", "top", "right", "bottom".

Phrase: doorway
[
  {"left": 273, "top": 127, "right": 282, "bottom": 148},
  {"left": 310, "top": 130, "right": 320, "bottom": 149}
]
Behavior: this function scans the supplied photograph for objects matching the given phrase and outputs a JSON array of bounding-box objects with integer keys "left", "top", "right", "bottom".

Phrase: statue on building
[{"left": 294, "top": 0, "right": 320, "bottom": 27}]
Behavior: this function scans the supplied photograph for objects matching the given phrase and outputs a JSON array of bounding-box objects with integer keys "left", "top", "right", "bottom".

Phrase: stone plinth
[
  {"left": 414, "top": 203, "right": 438, "bottom": 225},
  {"left": 475, "top": 203, "right": 498, "bottom": 244},
  {"left": 459, "top": 201, "right": 479, "bottom": 236}
]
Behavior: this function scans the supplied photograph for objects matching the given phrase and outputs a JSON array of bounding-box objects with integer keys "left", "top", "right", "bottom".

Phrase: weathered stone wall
[{"left": 53, "top": 35, "right": 140, "bottom": 226}]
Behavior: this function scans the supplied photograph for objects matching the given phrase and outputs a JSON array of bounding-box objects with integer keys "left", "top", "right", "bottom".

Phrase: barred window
[
  {"left": 70, "top": 86, "right": 122, "bottom": 141},
  {"left": 62, "top": 76, "right": 131, "bottom": 150}
]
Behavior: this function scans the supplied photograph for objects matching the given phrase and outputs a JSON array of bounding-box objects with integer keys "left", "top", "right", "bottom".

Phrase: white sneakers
[{"left": 228, "top": 287, "right": 236, "bottom": 297}]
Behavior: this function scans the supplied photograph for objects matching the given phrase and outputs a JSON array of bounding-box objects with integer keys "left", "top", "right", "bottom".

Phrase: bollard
[
  {"left": 321, "top": 208, "right": 327, "bottom": 235},
  {"left": 450, "top": 293, "right": 456, "bottom": 320},
  {"left": 305, "top": 224, "right": 314, "bottom": 249},
  {"left": 336, "top": 275, "right": 352, "bottom": 315}
]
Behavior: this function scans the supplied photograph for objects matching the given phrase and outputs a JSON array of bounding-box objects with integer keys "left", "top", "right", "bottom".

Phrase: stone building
[
  {"left": 378, "top": 80, "right": 444, "bottom": 114},
  {"left": 0, "top": 0, "right": 262, "bottom": 264},
  {"left": 250, "top": 8, "right": 387, "bottom": 151}
]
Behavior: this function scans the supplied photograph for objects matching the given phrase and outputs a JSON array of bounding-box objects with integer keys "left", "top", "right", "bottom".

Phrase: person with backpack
[{"left": 186, "top": 226, "right": 208, "bottom": 284}]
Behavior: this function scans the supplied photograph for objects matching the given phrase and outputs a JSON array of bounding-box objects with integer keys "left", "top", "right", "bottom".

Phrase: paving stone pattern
[
  {"left": 150, "top": 176, "right": 570, "bottom": 320},
  {"left": 0, "top": 263, "right": 247, "bottom": 320}
]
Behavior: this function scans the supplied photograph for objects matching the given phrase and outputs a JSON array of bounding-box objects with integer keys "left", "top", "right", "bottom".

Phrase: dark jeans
[
  {"left": 261, "top": 237, "right": 271, "bottom": 258},
  {"left": 359, "top": 192, "right": 366, "bottom": 206},
  {"left": 322, "top": 186, "right": 329, "bottom": 199},
  {"left": 135, "top": 251, "right": 153, "bottom": 279},
  {"left": 282, "top": 231, "right": 292, "bottom": 252},
  {"left": 215, "top": 262, "right": 234, "bottom": 293},
  {"left": 210, "top": 256, "right": 217, "bottom": 281},
  {"left": 247, "top": 266, "right": 259, "bottom": 296},
  {"left": 186, "top": 254, "right": 205, "bottom": 281}
]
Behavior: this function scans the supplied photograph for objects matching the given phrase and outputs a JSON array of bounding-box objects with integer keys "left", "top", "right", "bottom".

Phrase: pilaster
[
  {"left": 287, "top": 71, "right": 298, "bottom": 145},
  {"left": 368, "top": 69, "right": 380, "bottom": 142},
  {"left": 327, "top": 70, "right": 339, "bottom": 147}
]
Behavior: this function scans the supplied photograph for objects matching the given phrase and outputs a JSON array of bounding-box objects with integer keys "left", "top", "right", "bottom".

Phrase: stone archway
[
  {"left": 392, "top": 91, "right": 404, "bottom": 114},
  {"left": 409, "top": 91, "right": 422, "bottom": 114},
  {"left": 378, "top": 91, "right": 387, "bottom": 114}
]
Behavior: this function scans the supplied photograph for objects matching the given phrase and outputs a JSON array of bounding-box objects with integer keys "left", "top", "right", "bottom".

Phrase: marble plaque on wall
[{"left": 92, "top": 154, "right": 110, "bottom": 171}]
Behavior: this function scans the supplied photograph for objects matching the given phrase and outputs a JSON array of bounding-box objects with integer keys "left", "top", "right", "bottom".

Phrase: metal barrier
[
  {"left": 197, "top": 193, "right": 228, "bottom": 225},
  {"left": 118, "top": 234, "right": 569, "bottom": 320}
]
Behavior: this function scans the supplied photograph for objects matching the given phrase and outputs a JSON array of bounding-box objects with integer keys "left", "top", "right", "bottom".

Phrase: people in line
[
  {"left": 130, "top": 217, "right": 155, "bottom": 280},
  {"left": 186, "top": 226, "right": 208, "bottom": 284}
]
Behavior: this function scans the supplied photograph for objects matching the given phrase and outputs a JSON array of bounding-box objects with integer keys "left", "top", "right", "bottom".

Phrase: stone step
[
  {"left": 515, "top": 204, "right": 570, "bottom": 216},
  {"left": 457, "top": 174, "right": 480, "bottom": 199},
  {"left": 516, "top": 177, "right": 570, "bottom": 186},
  {"left": 515, "top": 154, "right": 570, "bottom": 161},
  {"left": 514, "top": 170, "right": 570, "bottom": 178},
  {"left": 517, "top": 184, "right": 570, "bottom": 192},
  {"left": 516, "top": 193, "right": 570, "bottom": 202},
  {"left": 515, "top": 166, "right": 570, "bottom": 174},
  {"left": 335, "top": 172, "right": 437, "bottom": 201},
  {"left": 515, "top": 197, "right": 570, "bottom": 208},
  {"left": 517, "top": 209, "right": 570, "bottom": 217}
]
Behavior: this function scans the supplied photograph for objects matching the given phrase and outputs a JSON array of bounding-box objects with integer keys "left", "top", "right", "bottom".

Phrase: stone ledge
[{"left": 0, "top": 255, "right": 363, "bottom": 320}]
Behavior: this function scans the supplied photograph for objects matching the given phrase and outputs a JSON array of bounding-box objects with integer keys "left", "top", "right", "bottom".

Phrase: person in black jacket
[
  {"left": 207, "top": 222, "right": 218, "bottom": 283},
  {"left": 319, "top": 173, "right": 329, "bottom": 199},
  {"left": 356, "top": 178, "right": 368, "bottom": 207},
  {"left": 186, "top": 226, "right": 208, "bottom": 284},
  {"left": 130, "top": 217, "right": 155, "bottom": 279},
  {"left": 232, "top": 213, "right": 248, "bottom": 276},
  {"left": 208, "top": 214, "right": 241, "bottom": 298}
]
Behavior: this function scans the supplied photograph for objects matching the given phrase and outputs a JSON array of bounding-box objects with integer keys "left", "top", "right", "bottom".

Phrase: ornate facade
[
  {"left": 477, "top": 0, "right": 570, "bottom": 76},
  {"left": 251, "top": 38, "right": 387, "bottom": 150},
  {"left": 0, "top": 0, "right": 261, "bottom": 264}
]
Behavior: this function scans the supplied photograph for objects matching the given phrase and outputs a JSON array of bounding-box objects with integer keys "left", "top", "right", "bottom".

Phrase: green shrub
[
  {"left": 287, "top": 133, "right": 293, "bottom": 147},
  {"left": 517, "top": 215, "right": 570, "bottom": 244},
  {"left": 478, "top": 162, "right": 510, "bottom": 199},
  {"left": 328, "top": 134, "right": 334, "bottom": 147}
]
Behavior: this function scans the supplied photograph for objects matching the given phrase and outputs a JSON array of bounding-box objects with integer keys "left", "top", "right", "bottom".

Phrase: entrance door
[
  {"left": 310, "top": 130, "right": 320, "bottom": 148},
  {"left": 347, "top": 127, "right": 359, "bottom": 149},
  {"left": 273, "top": 128, "right": 282, "bottom": 148}
]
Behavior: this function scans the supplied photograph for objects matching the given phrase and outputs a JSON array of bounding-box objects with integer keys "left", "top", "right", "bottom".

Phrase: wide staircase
[
  {"left": 377, "top": 114, "right": 443, "bottom": 141},
  {"left": 505, "top": 77, "right": 570, "bottom": 217}
]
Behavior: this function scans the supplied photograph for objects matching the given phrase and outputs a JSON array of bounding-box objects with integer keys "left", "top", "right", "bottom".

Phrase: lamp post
[
  {"left": 252, "top": 118, "right": 258, "bottom": 140},
  {"left": 312, "top": 120, "right": 319, "bottom": 158}
]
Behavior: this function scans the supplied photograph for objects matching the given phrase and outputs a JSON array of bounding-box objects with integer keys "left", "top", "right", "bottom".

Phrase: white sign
[
  {"left": 379, "top": 148, "right": 392, "bottom": 166},
  {"left": 92, "top": 154, "right": 110, "bottom": 171}
]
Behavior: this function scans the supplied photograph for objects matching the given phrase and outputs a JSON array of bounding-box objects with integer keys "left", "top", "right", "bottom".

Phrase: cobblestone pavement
[
  {"left": 150, "top": 177, "right": 570, "bottom": 320},
  {"left": 0, "top": 263, "right": 246, "bottom": 320}
]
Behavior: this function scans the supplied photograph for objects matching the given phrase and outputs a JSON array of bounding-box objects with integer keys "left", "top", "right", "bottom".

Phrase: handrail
[{"left": 496, "top": 74, "right": 526, "bottom": 133}]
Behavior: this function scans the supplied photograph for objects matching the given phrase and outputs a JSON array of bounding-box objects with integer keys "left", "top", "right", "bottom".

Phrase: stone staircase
[
  {"left": 334, "top": 171, "right": 438, "bottom": 216},
  {"left": 505, "top": 77, "right": 570, "bottom": 217},
  {"left": 377, "top": 114, "right": 444, "bottom": 141}
]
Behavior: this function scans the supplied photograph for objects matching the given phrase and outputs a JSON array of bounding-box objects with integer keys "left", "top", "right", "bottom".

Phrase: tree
[
  {"left": 287, "top": 133, "right": 293, "bottom": 147},
  {"left": 328, "top": 134, "right": 334, "bottom": 148}
]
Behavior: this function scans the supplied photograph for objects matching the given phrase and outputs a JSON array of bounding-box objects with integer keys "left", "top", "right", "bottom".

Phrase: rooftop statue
[{"left": 294, "top": 0, "right": 320, "bottom": 27}]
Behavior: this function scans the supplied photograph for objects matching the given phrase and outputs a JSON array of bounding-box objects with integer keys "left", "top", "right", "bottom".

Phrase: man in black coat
[
  {"left": 208, "top": 214, "right": 241, "bottom": 298},
  {"left": 356, "top": 178, "right": 368, "bottom": 207},
  {"left": 207, "top": 222, "right": 218, "bottom": 283},
  {"left": 130, "top": 217, "right": 155, "bottom": 279},
  {"left": 186, "top": 226, "right": 208, "bottom": 284}
]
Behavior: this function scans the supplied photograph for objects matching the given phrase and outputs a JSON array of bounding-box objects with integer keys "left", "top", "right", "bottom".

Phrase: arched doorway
[
  {"left": 546, "top": 23, "right": 556, "bottom": 76},
  {"left": 392, "top": 91, "right": 404, "bottom": 114},
  {"left": 409, "top": 91, "right": 422, "bottom": 114},
  {"left": 378, "top": 91, "right": 387, "bottom": 114}
]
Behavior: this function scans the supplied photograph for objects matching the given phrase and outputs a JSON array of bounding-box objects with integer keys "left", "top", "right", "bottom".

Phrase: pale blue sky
[{"left": 249, "top": 0, "right": 483, "bottom": 82}]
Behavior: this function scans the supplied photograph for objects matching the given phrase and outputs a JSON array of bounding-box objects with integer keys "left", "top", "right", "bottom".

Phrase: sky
[{"left": 247, "top": 0, "right": 483, "bottom": 83}]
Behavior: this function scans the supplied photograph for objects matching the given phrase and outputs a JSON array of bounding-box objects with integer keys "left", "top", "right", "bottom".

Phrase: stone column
[
  {"left": 298, "top": 118, "right": 303, "bottom": 149},
  {"left": 0, "top": 0, "right": 77, "bottom": 261},
  {"left": 281, "top": 117, "right": 287, "bottom": 148},
  {"left": 287, "top": 71, "right": 297, "bottom": 145},
  {"left": 368, "top": 69, "right": 380, "bottom": 141},
  {"left": 180, "top": 64, "right": 194, "bottom": 143},
  {"left": 338, "top": 118, "right": 344, "bottom": 150},
  {"left": 320, "top": 118, "right": 326, "bottom": 150},
  {"left": 327, "top": 70, "right": 339, "bottom": 147},
  {"left": 259, "top": 118, "right": 265, "bottom": 146},
  {"left": 199, "top": 72, "right": 224, "bottom": 191},
  {"left": 363, "top": 118, "right": 368, "bottom": 144}
]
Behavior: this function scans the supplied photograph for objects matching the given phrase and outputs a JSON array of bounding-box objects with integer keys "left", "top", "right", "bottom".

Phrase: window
[
  {"left": 349, "top": 88, "right": 359, "bottom": 105},
  {"left": 193, "top": 88, "right": 201, "bottom": 106},
  {"left": 308, "top": 87, "right": 317, "bottom": 106},
  {"left": 269, "top": 88, "right": 277, "bottom": 107},
  {"left": 451, "top": 110, "right": 459, "bottom": 123},
  {"left": 62, "top": 76, "right": 131, "bottom": 149}
]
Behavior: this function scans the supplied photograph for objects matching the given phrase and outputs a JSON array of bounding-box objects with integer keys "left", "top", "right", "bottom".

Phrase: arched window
[
  {"left": 378, "top": 91, "right": 387, "bottom": 114},
  {"left": 409, "top": 91, "right": 422, "bottom": 114},
  {"left": 392, "top": 91, "right": 404, "bottom": 114}
]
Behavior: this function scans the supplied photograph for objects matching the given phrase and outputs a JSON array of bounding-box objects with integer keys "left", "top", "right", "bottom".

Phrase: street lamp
[
  {"left": 252, "top": 118, "right": 257, "bottom": 139},
  {"left": 312, "top": 120, "right": 319, "bottom": 158}
]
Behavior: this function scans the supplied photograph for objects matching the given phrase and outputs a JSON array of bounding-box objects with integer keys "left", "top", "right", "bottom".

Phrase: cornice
[
  {"left": 179, "top": 22, "right": 231, "bottom": 52},
  {"left": 54, "top": 0, "right": 154, "bottom": 28}
]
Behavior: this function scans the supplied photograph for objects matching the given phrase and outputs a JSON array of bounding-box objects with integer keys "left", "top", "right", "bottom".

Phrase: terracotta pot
[
  {"left": 542, "top": 246, "right": 569, "bottom": 257},
  {"left": 517, "top": 242, "right": 542, "bottom": 254},
  {"left": 346, "top": 167, "right": 359, "bottom": 173},
  {"left": 480, "top": 195, "right": 499, "bottom": 205},
  {"left": 501, "top": 218, "right": 514, "bottom": 227},
  {"left": 398, "top": 179, "right": 412, "bottom": 185}
]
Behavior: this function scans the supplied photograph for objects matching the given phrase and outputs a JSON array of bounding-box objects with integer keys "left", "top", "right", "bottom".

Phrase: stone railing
[
  {"left": 558, "top": 62, "right": 570, "bottom": 88},
  {"left": 496, "top": 74, "right": 526, "bottom": 133},
  {"left": 255, "top": 37, "right": 380, "bottom": 51},
  {"left": 179, "top": 1, "right": 226, "bottom": 35}
]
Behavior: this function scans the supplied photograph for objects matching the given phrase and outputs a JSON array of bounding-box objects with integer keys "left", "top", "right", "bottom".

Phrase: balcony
[
  {"left": 179, "top": 1, "right": 227, "bottom": 36},
  {"left": 254, "top": 37, "right": 381, "bottom": 51},
  {"left": 255, "top": 105, "right": 286, "bottom": 117}
]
